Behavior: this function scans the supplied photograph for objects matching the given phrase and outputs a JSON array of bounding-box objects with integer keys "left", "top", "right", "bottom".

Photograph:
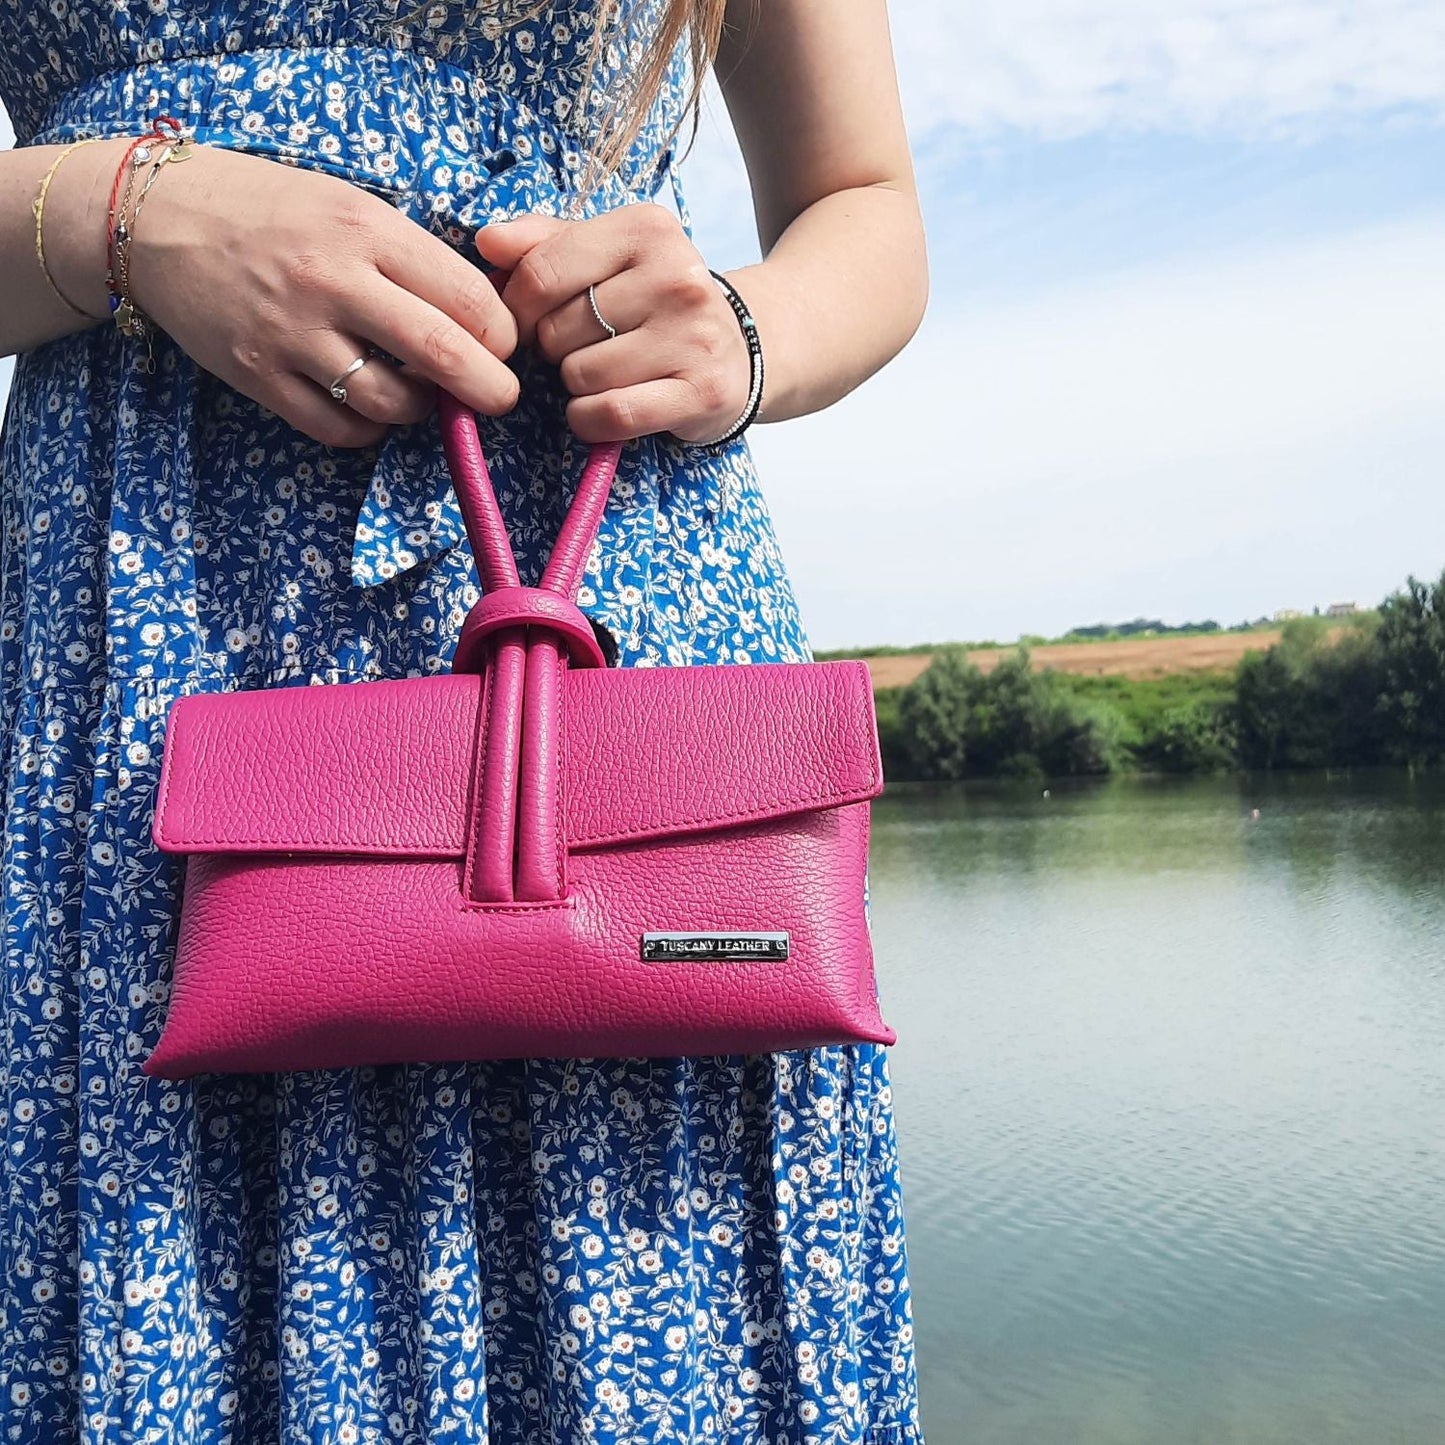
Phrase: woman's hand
[
  {"left": 46, "top": 142, "right": 521, "bottom": 449},
  {"left": 475, "top": 206, "right": 752, "bottom": 445}
]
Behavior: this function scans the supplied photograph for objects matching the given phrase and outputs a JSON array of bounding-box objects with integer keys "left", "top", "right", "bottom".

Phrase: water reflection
[{"left": 875, "top": 773, "right": 1445, "bottom": 1444}]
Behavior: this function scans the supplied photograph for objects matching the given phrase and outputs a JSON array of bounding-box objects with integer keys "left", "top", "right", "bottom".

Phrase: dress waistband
[{"left": 26, "top": 41, "right": 664, "bottom": 217}]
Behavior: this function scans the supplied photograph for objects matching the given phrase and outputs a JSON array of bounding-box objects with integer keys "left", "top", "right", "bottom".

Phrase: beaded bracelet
[{"left": 693, "top": 269, "right": 765, "bottom": 451}]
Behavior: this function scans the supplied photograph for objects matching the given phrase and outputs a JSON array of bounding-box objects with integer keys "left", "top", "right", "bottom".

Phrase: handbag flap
[{"left": 152, "top": 660, "right": 883, "bottom": 857}]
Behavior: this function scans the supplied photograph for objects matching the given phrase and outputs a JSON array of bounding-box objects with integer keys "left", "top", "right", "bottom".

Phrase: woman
[{"left": 0, "top": 0, "right": 928, "bottom": 1440}]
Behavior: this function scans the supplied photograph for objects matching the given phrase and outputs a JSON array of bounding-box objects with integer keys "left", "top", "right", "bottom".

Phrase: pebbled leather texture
[
  {"left": 144, "top": 806, "right": 892, "bottom": 1076},
  {"left": 142, "top": 393, "right": 895, "bottom": 1077},
  {"left": 150, "top": 663, "right": 883, "bottom": 857}
]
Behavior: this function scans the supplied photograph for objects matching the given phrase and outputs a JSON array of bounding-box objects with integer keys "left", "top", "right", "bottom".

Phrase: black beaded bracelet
[{"left": 694, "top": 269, "right": 765, "bottom": 451}]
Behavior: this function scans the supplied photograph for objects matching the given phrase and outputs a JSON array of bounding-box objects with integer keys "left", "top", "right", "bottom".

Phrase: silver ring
[
  {"left": 587, "top": 284, "right": 618, "bottom": 342},
  {"left": 327, "top": 353, "right": 371, "bottom": 405}
]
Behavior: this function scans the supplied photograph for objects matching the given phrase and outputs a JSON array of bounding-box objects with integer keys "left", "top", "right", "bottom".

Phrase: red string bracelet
[{"left": 105, "top": 114, "right": 185, "bottom": 329}]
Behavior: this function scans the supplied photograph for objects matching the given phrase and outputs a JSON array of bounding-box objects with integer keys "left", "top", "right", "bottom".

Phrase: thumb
[{"left": 475, "top": 214, "right": 571, "bottom": 266}]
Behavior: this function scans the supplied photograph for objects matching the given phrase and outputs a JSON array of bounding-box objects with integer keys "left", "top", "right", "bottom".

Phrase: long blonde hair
[{"left": 588, "top": 0, "right": 729, "bottom": 175}]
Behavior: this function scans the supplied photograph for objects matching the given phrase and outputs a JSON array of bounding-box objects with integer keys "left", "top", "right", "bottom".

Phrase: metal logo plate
[{"left": 640, "top": 931, "right": 790, "bottom": 963}]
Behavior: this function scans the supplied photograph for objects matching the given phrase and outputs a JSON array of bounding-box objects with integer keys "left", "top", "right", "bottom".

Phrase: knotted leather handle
[
  {"left": 435, "top": 390, "right": 623, "bottom": 904},
  {"left": 439, "top": 390, "right": 622, "bottom": 607}
]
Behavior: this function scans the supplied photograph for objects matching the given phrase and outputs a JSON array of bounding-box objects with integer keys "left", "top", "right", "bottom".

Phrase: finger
[
  {"left": 535, "top": 270, "right": 652, "bottom": 363},
  {"left": 290, "top": 340, "right": 437, "bottom": 427},
  {"left": 260, "top": 370, "right": 391, "bottom": 450},
  {"left": 474, "top": 215, "right": 571, "bottom": 269},
  {"left": 348, "top": 277, "right": 521, "bottom": 416},
  {"left": 566, "top": 379, "right": 708, "bottom": 445},
  {"left": 559, "top": 332, "right": 674, "bottom": 399},
  {"left": 373, "top": 223, "right": 519, "bottom": 361},
  {"left": 499, "top": 204, "right": 680, "bottom": 344}
]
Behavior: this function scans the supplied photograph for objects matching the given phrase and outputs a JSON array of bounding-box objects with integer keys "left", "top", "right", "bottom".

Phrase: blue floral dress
[{"left": 0, "top": 3, "right": 923, "bottom": 1442}]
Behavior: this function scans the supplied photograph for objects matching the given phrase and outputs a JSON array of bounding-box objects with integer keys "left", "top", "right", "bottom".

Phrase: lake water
[{"left": 872, "top": 772, "right": 1445, "bottom": 1444}]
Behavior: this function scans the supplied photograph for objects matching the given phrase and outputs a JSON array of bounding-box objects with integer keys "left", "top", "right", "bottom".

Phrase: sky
[{"left": 5, "top": 1, "right": 1445, "bottom": 648}]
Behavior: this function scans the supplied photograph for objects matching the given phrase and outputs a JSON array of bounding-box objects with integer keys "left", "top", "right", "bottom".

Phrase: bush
[
  {"left": 1233, "top": 618, "right": 1384, "bottom": 769},
  {"left": 873, "top": 687, "right": 910, "bottom": 781},
  {"left": 1134, "top": 701, "right": 1236, "bottom": 773},
  {"left": 1375, "top": 569, "right": 1445, "bottom": 767},
  {"left": 895, "top": 647, "right": 1124, "bottom": 781},
  {"left": 893, "top": 646, "right": 974, "bottom": 780}
]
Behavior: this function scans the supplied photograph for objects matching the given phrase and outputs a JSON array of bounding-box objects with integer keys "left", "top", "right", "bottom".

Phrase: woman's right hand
[{"left": 50, "top": 140, "right": 520, "bottom": 448}]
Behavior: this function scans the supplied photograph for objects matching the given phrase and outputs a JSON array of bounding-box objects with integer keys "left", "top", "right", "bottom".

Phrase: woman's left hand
[{"left": 475, "top": 206, "right": 752, "bottom": 445}]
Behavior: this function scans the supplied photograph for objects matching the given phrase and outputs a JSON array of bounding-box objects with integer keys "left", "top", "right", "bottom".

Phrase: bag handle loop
[
  {"left": 434, "top": 389, "right": 624, "bottom": 904},
  {"left": 437, "top": 389, "right": 623, "bottom": 606}
]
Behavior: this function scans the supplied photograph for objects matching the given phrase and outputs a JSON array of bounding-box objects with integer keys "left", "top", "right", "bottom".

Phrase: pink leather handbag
[{"left": 141, "top": 392, "right": 895, "bottom": 1079}]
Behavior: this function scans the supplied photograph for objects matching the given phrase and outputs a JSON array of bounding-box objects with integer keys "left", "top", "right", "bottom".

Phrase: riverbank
[{"left": 853, "top": 573, "right": 1445, "bottom": 780}]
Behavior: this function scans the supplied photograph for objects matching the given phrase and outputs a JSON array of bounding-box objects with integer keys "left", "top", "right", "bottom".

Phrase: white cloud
[
  {"left": 672, "top": 1, "right": 1445, "bottom": 648},
  {"left": 682, "top": 0, "right": 1445, "bottom": 269},
  {"left": 748, "top": 213, "right": 1445, "bottom": 647},
  {"left": 891, "top": 0, "right": 1445, "bottom": 138}
]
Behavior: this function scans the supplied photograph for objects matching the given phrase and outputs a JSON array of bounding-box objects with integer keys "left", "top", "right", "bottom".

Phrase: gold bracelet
[
  {"left": 31, "top": 136, "right": 109, "bottom": 323},
  {"left": 110, "top": 128, "right": 194, "bottom": 366}
]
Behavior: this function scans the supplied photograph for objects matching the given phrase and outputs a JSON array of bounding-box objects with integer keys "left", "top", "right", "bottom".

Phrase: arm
[
  {"left": 0, "top": 136, "right": 520, "bottom": 445},
  {"left": 0, "top": 138, "right": 132, "bottom": 356},
  {"left": 715, "top": 0, "right": 929, "bottom": 422},
  {"left": 476, "top": 0, "right": 928, "bottom": 443}
]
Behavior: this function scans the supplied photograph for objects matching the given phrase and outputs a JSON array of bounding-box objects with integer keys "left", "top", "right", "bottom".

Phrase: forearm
[
  {"left": 723, "top": 179, "right": 927, "bottom": 425},
  {"left": 714, "top": 0, "right": 928, "bottom": 429},
  {"left": 0, "top": 138, "right": 131, "bottom": 357}
]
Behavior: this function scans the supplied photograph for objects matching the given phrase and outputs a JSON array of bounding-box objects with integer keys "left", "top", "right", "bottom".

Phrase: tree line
[{"left": 882, "top": 568, "right": 1445, "bottom": 782}]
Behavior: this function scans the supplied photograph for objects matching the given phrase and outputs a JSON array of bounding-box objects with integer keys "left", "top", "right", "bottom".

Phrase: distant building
[
  {"left": 1326, "top": 602, "right": 1358, "bottom": 618},
  {"left": 1274, "top": 608, "right": 1304, "bottom": 622}
]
